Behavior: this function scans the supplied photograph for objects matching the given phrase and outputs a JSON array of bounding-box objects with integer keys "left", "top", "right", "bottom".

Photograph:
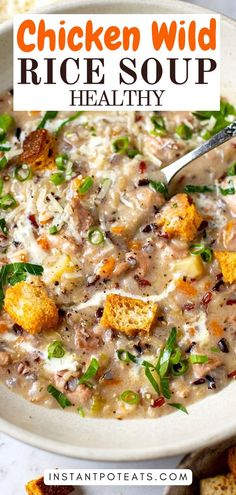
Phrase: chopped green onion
[
  {"left": 87, "top": 227, "right": 105, "bottom": 245},
  {"left": 0, "top": 156, "right": 8, "bottom": 170},
  {"left": 79, "top": 357, "right": 99, "bottom": 386},
  {"left": 150, "top": 114, "right": 167, "bottom": 136},
  {"left": 37, "top": 111, "right": 58, "bottom": 130},
  {"left": 0, "top": 114, "right": 15, "bottom": 142},
  {"left": 190, "top": 244, "right": 213, "bottom": 263},
  {"left": 117, "top": 349, "right": 138, "bottom": 363},
  {"left": 210, "top": 346, "right": 220, "bottom": 353},
  {"left": 168, "top": 402, "right": 188, "bottom": 414},
  {"left": 170, "top": 348, "right": 182, "bottom": 365},
  {"left": 149, "top": 180, "right": 168, "bottom": 199},
  {"left": 49, "top": 225, "right": 58, "bottom": 235},
  {"left": 50, "top": 172, "right": 65, "bottom": 186},
  {"left": 193, "top": 101, "right": 236, "bottom": 139},
  {"left": 55, "top": 154, "right": 68, "bottom": 171},
  {"left": 0, "top": 178, "right": 4, "bottom": 197},
  {"left": 77, "top": 407, "right": 85, "bottom": 417},
  {"left": 227, "top": 162, "right": 236, "bottom": 177},
  {"left": 120, "top": 390, "right": 140, "bottom": 405},
  {"left": 160, "top": 376, "right": 171, "bottom": 399},
  {"left": 0, "top": 219, "right": 8, "bottom": 236},
  {"left": 0, "top": 194, "right": 17, "bottom": 210},
  {"left": 144, "top": 364, "right": 160, "bottom": 394},
  {"left": 14, "top": 164, "right": 32, "bottom": 182},
  {"left": 112, "top": 136, "right": 129, "bottom": 154},
  {"left": 176, "top": 123, "right": 193, "bottom": 140},
  {"left": 78, "top": 176, "right": 94, "bottom": 195},
  {"left": 189, "top": 354, "right": 208, "bottom": 364},
  {"left": 47, "top": 384, "right": 72, "bottom": 409},
  {"left": 158, "top": 327, "right": 177, "bottom": 378},
  {"left": 0, "top": 145, "right": 11, "bottom": 152},
  {"left": 219, "top": 185, "right": 235, "bottom": 196},
  {"left": 47, "top": 341, "right": 65, "bottom": 359},
  {"left": 171, "top": 360, "right": 189, "bottom": 376},
  {"left": 56, "top": 111, "right": 83, "bottom": 134},
  {"left": 184, "top": 184, "right": 214, "bottom": 193},
  {"left": 127, "top": 148, "right": 139, "bottom": 159}
]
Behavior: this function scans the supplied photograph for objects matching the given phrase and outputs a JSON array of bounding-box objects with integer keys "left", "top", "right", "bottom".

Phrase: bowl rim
[{"left": 0, "top": 0, "right": 236, "bottom": 462}]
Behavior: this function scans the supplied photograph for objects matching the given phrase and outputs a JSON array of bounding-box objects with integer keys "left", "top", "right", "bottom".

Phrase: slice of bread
[
  {"left": 101, "top": 294, "right": 158, "bottom": 335},
  {"left": 200, "top": 473, "right": 236, "bottom": 494},
  {"left": 26, "top": 477, "right": 74, "bottom": 495},
  {"left": 228, "top": 447, "right": 236, "bottom": 476}
]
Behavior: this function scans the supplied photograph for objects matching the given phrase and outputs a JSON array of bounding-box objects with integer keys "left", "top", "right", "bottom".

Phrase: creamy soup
[{"left": 0, "top": 91, "right": 235, "bottom": 418}]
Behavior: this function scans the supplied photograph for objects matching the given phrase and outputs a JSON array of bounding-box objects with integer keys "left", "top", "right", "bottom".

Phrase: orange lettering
[
  {"left": 86, "top": 20, "right": 103, "bottom": 51},
  {"left": 17, "top": 20, "right": 35, "bottom": 52},
  {"left": 38, "top": 20, "right": 55, "bottom": 51},
  {"left": 152, "top": 21, "right": 177, "bottom": 50},
  {"left": 199, "top": 18, "right": 216, "bottom": 50},
  {"left": 68, "top": 27, "right": 83, "bottom": 51},
  {"left": 123, "top": 27, "right": 140, "bottom": 51},
  {"left": 104, "top": 26, "right": 121, "bottom": 50}
]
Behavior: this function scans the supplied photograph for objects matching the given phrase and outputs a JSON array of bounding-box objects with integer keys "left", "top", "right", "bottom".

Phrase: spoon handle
[{"left": 162, "top": 120, "right": 236, "bottom": 184}]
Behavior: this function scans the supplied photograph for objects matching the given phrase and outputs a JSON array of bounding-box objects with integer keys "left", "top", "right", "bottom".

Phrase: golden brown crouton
[
  {"left": 228, "top": 447, "right": 236, "bottom": 476},
  {"left": 20, "top": 129, "right": 55, "bottom": 170},
  {"left": 101, "top": 294, "right": 158, "bottom": 335},
  {"left": 214, "top": 251, "right": 236, "bottom": 283},
  {"left": 26, "top": 477, "right": 74, "bottom": 495},
  {"left": 200, "top": 473, "right": 236, "bottom": 495},
  {"left": 156, "top": 193, "right": 203, "bottom": 241},
  {"left": 5, "top": 281, "right": 58, "bottom": 334}
]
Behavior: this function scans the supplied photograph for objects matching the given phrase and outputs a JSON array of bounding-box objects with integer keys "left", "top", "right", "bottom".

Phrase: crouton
[
  {"left": 200, "top": 473, "right": 236, "bottom": 495},
  {"left": 20, "top": 129, "right": 55, "bottom": 170},
  {"left": 26, "top": 477, "right": 74, "bottom": 495},
  {"left": 214, "top": 251, "right": 236, "bottom": 283},
  {"left": 157, "top": 193, "right": 203, "bottom": 241},
  {"left": 228, "top": 447, "right": 236, "bottom": 476},
  {"left": 4, "top": 280, "right": 58, "bottom": 334},
  {"left": 101, "top": 294, "right": 158, "bottom": 335}
]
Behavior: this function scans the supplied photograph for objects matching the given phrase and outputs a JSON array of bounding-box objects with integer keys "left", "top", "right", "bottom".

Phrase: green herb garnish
[
  {"left": 176, "top": 123, "right": 193, "bottom": 140},
  {"left": 79, "top": 358, "right": 99, "bottom": 386},
  {"left": 184, "top": 184, "right": 214, "bottom": 194},
  {"left": 0, "top": 156, "right": 8, "bottom": 170},
  {"left": 149, "top": 180, "right": 168, "bottom": 199},
  {"left": 117, "top": 349, "right": 138, "bottom": 363},
  {"left": 37, "top": 111, "right": 58, "bottom": 130},
  {"left": 219, "top": 185, "right": 235, "bottom": 196},
  {"left": 49, "top": 225, "right": 58, "bottom": 235},
  {"left": 55, "top": 154, "right": 68, "bottom": 171},
  {"left": 0, "top": 113, "right": 15, "bottom": 142},
  {"left": 150, "top": 114, "right": 167, "bottom": 136},
  {"left": 48, "top": 341, "right": 65, "bottom": 359},
  {"left": 190, "top": 244, "right": 213, "bottom": 263},
  {"left": 50, "top": 172, "right": 65, "bottom": 186},
  {"left": 87, "top": 227, "right": 105, "bottom": 245},
  {"left": 78, "top": 176, "right": 94, "bottom": 195},
  {"left": 189, "top": 354, "right": 208, "bottom": 364},
  {"left": 227, "top": 162, "right": 236, "bottom": 177},
  {"left": 144, "top": 364, "right": 160, "bottom": 394},
  {"left": 0, "top": 219, "right": 8, "bottom": 236},
  {"left": 0, "top": 145, "right": 11, "bottom": 152},
  {"left": 0, "top": 194, "right": 16, "bottom": 210},
  {"left": 193, "top": 100, "right": 236, "bottom": 139},
  {"left": 158, "top": 327, "right": 177, "bottom": 378},
  {"left": 171, "top": 360, "right": 189, "bottom": 376},
  {"left": 120, "top": 390, "right": 140, "bottom": 405},
  {"left": 47, "top": 384, "right": 72, "bottom": 409},
  {"left": 14, "top": 164, "right": 32, "bottom": 182},
  {"left": 160, "top": 376, "right": 171, "bottom": 399},
  {"left": 112, "top": 136, "right": 129, "bottom": 154},
  {"left": 168, "top": 402, "right": 188, "bottom": 414}
]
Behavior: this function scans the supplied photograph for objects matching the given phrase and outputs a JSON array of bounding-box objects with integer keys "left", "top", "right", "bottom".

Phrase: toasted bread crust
[
  {"left": 200, "top": 473, "right": 236, "bottom": 494},
  {"left": 101, "top": 294, "right": 158, "bottom": 335},
  {"left": 214, "top": 251, "right": 236, "bottom": 284},
  {"left": 157, "top": 193, "right": 203, "bottom": 241},
  {"left": 20, "top": 129, "right": 55, "bottom": 170},
  {"left": 5, "top": 280, "right": 58, "bottom": 334},
  {"left": 26, "top": 477, "right": 74, "bottom": 495}
]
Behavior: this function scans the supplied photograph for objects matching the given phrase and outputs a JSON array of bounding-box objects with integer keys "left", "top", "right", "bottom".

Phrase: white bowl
[{"left": 0, "top": 0, "right": 236, "bottom": 461}]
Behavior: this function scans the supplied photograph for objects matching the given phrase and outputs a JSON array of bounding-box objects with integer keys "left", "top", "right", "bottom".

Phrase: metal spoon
[{"left": 161, "top": 120, "right": 236, "bottom": 184}]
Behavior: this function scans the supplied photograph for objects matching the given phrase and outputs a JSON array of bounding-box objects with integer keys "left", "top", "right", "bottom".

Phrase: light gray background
[{"left": 1, "top": 1, "right": 236, "bottom": 494}]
